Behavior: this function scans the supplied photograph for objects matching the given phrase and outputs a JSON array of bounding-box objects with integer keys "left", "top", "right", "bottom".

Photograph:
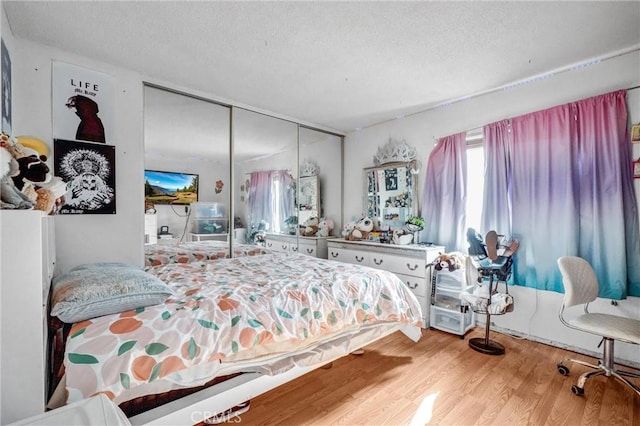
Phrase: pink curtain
[
  {"left": 482, "top": 90, "right": 640, "bottom": 298},
  {"left": 422, "top": 132, "right": 467, "bottom": 251}
]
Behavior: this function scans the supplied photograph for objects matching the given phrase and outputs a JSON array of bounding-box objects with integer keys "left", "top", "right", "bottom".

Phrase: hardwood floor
[{"left": 229, "top": 327, "right": 640, "bottom": 426}]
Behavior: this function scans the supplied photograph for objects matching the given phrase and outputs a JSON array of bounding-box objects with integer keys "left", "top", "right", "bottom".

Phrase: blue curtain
[
  {"left": 422, "top": 132, "right": 467, "bottom": 252},
  {"left": 482, "top": 90, "right": 640, "bottom": 299}
]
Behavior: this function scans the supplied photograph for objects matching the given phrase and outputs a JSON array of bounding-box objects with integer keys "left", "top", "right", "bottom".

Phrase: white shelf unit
[
  {"left": 430, "top": 268, "right": 475, "bottom": 338},
  {"left": 144, "top": 213, "right": 158, "bottom": 244},
  {"left": 1, "top": 210, "right": 56, "bottom": 424}
]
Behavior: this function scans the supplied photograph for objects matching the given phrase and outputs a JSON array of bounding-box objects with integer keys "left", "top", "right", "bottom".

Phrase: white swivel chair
[{"left": 556, "top": 256, "right": 640, "bottom": 396}]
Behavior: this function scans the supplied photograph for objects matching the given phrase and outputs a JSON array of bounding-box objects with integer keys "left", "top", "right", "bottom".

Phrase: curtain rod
[
  {"left": 359, "top": 44, "right": 640, "bottom": 134},
  {"left": 434, "top": 84, "right": 640, "bottom": 143}
]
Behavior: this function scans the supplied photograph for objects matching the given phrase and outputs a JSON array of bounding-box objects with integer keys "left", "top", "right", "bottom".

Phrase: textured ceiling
[{"left": 4, "top": 1, "right": 640, "bottom": 133}]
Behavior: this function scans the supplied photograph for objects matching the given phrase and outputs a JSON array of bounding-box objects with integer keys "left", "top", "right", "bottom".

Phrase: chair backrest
[
  {"left": 466, "top": 228, "right": 487, "bottom": 258},
  {"left": 557, "top": 256, "right": 599, "bottom": 308}
]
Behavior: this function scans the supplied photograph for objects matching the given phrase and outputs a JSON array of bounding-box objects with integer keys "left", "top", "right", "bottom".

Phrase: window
[{"left": 465, "top": 131, "right": 484, "bottom": 232}]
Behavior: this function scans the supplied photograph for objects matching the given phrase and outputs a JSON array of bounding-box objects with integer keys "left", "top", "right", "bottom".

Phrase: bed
[
  {"left": 49, "top": 252, "right": 423, "bottom": 424},
  {"left": 144, "top": 240, "right": 274, "bottom": 268}
]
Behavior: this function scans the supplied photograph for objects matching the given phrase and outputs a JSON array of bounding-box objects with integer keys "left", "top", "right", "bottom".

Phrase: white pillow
[{"left": 51, "top": 266, "right": 173, "bottom": 323}]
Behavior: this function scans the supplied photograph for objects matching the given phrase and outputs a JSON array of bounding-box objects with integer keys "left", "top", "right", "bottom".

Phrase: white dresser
[
  {"left": 1, "top": 210, "right": 56, "bottom": 424},
  {"left": 326, "top": 238, "right": 444, "bottom": 328},
  {"left": 265, "top": 234, "right": 329, "bottom": 259}
]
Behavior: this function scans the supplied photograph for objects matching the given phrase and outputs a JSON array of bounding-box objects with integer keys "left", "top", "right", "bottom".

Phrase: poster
[
  {"left": 1, "top": 39, "right": 11, "bottom": 134},
  {"left": 385, "top": 168, "right": 398, "bottom": 191},
  {"left": 54, "top": 139, "right": 116, "bottom": 214},
  {"left": 52, "top": 61, "right": 114, "bottom": 143}
]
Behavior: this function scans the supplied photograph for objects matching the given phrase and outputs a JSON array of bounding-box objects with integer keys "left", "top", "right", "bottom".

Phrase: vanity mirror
[
  {"left": 298, "top": 175, "right": 320, "bottom": 225},
  {"left": 364, "top": 140, "right": 418, "bottom": 230}
]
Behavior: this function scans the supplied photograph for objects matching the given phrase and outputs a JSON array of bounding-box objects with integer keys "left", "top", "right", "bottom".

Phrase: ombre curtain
[
  {"left": 248, "top": 171, "right": 273, "bottom": 232},
  {"left": 273, "top": 170, "right": 295, "bottom": 233},
  {"left": 482, "top": 90, "right": 640, "bottom": 298},
  {"left": 248, "top": 170, "right": 295, "bottom": 235},
  {"left": 422, "top": 132, "right": 467, "bottom": 252}
]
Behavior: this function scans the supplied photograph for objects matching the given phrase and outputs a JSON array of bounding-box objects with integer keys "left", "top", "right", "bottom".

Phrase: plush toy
[
  {"left": 317, "top": 218, "right": 334, "bottom": 237},
  {"left": 434, "top": 252, "right": 466, "bottom": 272},
  {"left": 345, "top": 216, "right": 374, "bottom": 241},
  {"left": 0, "top": 145, "right": 35, "bottom": 209},
  {"left": 300, "top": 216, "right": 319, "bottom": 237},
  {"left": 1, "top": 132, "right": 62, "bottom": 214}
]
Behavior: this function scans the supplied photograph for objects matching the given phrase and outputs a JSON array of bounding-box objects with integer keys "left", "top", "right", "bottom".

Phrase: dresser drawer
[
  {"left": 328, "top": 247, "right": 370, "bottom": 266},
  {"left": 370, "top": 252, "right": 426, "bottom": 277},
  {"left": 396, "top": 273, "right": 428, "bottom": 298},
  {"left": 298, "top": 242, "right": 317, "bottom": 257},
  {"left": 266, "top": 240, "right": 289, "bottom": 253}
]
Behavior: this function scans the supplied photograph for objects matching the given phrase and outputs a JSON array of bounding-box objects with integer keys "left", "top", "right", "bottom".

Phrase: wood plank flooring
[{"left": 226, "top": 327, "right": 640, "bottom": 426}]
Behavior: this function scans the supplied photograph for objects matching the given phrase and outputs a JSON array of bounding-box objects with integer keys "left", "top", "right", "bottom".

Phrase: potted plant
[
  {"left": 404, "top": 216, "right": 425, "bottom": 232},
  {"left": 284, "top": 215, "right": 298, "bottom": 235},
  {"left": 404, "top": 216, "right": 425, "bottom": 244}
]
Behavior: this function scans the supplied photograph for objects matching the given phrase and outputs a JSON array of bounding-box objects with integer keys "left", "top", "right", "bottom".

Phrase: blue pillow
[{"left": 51, "top": 266, "right": 173, "bottom": 323}]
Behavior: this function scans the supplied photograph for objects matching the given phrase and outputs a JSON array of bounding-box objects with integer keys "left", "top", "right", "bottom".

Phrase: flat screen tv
[{"left": 144, "top": 170, "right": 199, "bottom": 205}]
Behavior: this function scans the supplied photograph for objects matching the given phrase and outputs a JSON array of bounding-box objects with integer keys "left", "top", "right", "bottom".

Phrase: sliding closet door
[
  {"left": 233, "top": 108, "right": 298, "bottom": 248},
  {"left": 143, "top": 85, "right": 231, "bottom": 250},
  {"left": 298, "top": 127, "right": 343, "bottom": 235}
]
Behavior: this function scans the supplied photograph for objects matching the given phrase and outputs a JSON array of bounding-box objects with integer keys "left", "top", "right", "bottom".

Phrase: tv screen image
[{"left": 144, "top": 170, "right": 198, "bottom": 205}]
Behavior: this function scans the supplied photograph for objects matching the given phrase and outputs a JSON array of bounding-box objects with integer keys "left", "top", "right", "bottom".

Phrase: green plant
[
  {"left": 284, "top": 215, "right": 298, "bottom": 225},
  {"left": 406, "top": 216, "right": 425, "bottom": 229}
]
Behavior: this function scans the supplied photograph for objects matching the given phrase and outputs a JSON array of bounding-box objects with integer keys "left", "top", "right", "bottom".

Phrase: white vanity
[{"left": 327, "top": 238, "right": 444, "bottom": 327}]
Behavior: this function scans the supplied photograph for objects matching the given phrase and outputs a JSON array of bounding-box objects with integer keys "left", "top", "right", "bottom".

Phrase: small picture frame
[
  {"left": 632, "top": 125, "right": 640, "bottom": 143},
  {"left": 633, "top": 159, "right": 640, "bottom": 179}
]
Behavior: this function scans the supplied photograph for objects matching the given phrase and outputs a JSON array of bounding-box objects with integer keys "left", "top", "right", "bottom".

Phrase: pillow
[{"left": 51, "top": 267, "right": 174, "bottom": 323}]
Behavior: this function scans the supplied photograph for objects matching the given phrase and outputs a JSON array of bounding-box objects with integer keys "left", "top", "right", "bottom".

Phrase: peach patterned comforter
[
  {"left": 144, "top": 240, "right": 273, "bottom": 268},
  {"left": 63, "top": 253, "right": 422, "bottom": 403}
]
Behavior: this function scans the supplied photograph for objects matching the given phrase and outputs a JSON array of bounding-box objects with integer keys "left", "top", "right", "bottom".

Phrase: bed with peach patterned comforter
[
  {"left": 62, "top": 253, "right": 422, "bottom": 405},
  {"left": 144, "top": 240, "right": 273, "bottom": 268}
]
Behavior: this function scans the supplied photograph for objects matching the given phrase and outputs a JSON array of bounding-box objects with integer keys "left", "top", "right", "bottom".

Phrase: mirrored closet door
[
  {"left": 143, "top": 85, "right": 231, "bottom": 249},
  {"left": 233, "top": 108, "right": 298, "bottom": 249}
]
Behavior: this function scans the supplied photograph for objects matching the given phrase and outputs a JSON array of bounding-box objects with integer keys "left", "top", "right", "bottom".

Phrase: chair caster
[
  {"left": 571, "top": 385, "right": 584, "bottom": 396},
  {"left": 557, "top": 364, "right": 570, "bottom": 376}
]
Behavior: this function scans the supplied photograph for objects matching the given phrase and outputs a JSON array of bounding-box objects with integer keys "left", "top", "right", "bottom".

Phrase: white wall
[
  {"left": 13, "top": 38, "right": 144, "bottom": 273},
  {"left": 344, "top": 50, "right": 640, "bottom": 365}
]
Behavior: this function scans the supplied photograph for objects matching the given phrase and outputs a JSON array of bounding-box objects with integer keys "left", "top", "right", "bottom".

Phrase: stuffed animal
[
  {"left": 1, "top": 132, "right": 62, "bottom": 214},
  {"left": 0, "top": 145, "right": 35, "bottom": 209},
  {"left": 317, "top": 218, "right": 334, "bottom": 237},
  {"left": 300, "top": 216, "right": 320, "bottom": 237},
  {"left": 434, "top": 252, "right": 466, "bottom": 272},
  {"left": 345, "top": 216, "right": 374, "bottom": 241}
]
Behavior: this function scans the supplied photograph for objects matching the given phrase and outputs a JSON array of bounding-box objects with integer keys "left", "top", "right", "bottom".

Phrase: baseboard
[{"left": 479, "top": 322, "right": 640, "bottom": 371}]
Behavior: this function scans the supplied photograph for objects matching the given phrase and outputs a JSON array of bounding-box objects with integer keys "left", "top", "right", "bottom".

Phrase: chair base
[
  {"left": 557, "top": 338, "right": 640, "bottom": 397},
  {"left": 469, "top": 337, "right": 505, "bottom": 355}
]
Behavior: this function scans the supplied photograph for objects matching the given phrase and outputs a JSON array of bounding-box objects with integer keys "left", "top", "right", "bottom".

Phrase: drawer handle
[
  {"left": 406, "top": 263, "right": 418, "bottom": 271},
  {"left": 373, "top": 258, "right": 383, "bottom": 266},
  {"left": 355, "top": 255, "right": 364, "bottom": 263},
  {"left": 267, "top": 242, "right": 273, "bottom": 247},
  {"left": 331, "top": 252, "right": 339, "bottom": 258},
  {"left": 306, "top": 248, "right": 314, "bottom": 254},
  {"left": 407, "top": 281, "right": 419, "bottom": 289},
  {"left": 291, "top": 246, "right": 298, "bottom": 252}
]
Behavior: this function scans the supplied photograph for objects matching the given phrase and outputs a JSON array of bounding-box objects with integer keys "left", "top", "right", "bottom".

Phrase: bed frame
[{"left": 129, "top": 324, "right": 417, "bottom": 425}]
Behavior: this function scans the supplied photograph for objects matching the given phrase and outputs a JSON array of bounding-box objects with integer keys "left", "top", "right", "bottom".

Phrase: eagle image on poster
[{"left": 53, "top": 61, "right": 113, "bottom": 144}]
